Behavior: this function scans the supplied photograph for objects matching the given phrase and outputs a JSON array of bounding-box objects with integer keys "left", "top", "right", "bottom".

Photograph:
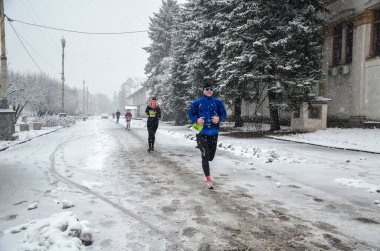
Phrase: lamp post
[{"left": 61, "top": 37, "right": 66, "bottom": 113}]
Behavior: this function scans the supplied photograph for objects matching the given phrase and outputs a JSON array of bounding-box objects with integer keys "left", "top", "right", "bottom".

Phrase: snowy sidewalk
[
  {"left": 0, "top": 126, "right": 62, "bottom": 152},
  {"left": 267, "top": 128, "right": 380, "bottom": 154}
]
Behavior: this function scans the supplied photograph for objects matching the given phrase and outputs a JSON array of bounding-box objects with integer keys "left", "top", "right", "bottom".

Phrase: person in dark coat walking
[
  {"left": 188, "top": 83, "right": 227, "bottom": 189},
  {"left": 116, "top": 110, "right": 121, "bottom": 123},
  {"left": 145, "top": 97, "right": 161, "bottom": 152}
]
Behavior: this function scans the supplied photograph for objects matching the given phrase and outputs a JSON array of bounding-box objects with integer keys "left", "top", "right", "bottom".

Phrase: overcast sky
[{"left": 5, "top": 0, "right": 185, "bottom": 98}]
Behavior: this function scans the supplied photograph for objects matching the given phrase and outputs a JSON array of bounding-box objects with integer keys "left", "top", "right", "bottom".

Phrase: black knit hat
[{"left": 202, "top": 82, "right": 213, "bottom": 89}]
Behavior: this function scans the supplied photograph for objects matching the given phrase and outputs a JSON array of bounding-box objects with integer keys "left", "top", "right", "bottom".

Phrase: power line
[
  {"left": 24, "top": 0, "right": 60, "bottom": 52},
  {"left": 7, "top": 20, "right": 44, "bottom": 73},
  {"left": 5, "top": 14, "right": 148, "bottom": 35},
  {"left": 14, "top": 29, "right": 60, "bottom": 73}
]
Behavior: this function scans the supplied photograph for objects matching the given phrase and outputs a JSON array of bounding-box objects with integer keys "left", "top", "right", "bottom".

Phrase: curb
[
  {"left": 0, "top": 127, "right": 63, "bottom": 152},
  {"left": 265, "top": 136, "right": 380, "bottom": 155}
]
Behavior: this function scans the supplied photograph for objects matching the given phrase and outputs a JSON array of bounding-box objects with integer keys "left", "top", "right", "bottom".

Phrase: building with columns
[{"left": 322, "top": 0, "right": 380, "bottom": 124}]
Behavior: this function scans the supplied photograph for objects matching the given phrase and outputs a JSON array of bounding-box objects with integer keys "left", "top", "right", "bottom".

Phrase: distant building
[
  {"left": 322, "top": 0, "right": 380, "bottom": 124},
  {"left": 125, "top": 86, "right": 150, "bottom": 117}
]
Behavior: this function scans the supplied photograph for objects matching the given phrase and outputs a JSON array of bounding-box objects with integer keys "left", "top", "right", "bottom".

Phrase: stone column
[
  {"left": 0, "top": 109, "right": 16, "bottom": 140},
  {"left": 351, "top": 11, "right": 373, "bottom": 118},
  {"left": 321, "top": 26, "right": 334, "bottom": 97}
]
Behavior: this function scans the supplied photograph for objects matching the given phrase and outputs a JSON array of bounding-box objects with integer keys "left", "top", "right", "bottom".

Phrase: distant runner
[
  {"left": 125, "top": 110, "right": 132, "bottom": 130},
  {"left": 145, "top": 97, "right": 161, "bottom": 152}
]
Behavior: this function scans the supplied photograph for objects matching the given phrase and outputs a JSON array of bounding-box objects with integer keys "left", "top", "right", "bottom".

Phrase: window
[
  {"left": 308, "top": 106, "right": 321, "bottom": 119},
  {"left": 331, "top": 22, "right": 353, "bottom": 66},
  {"left": 345, "top": 22, "right": 353, "bottom": 63},
  {"left": 293, "top": 109, "right": 300, "bottom": 119},
  {"left": 373, "top": 10, "right": 380, "bottom": 56},
  {"left": 332, "top": 24, "right": 343, "bottom": 66}
]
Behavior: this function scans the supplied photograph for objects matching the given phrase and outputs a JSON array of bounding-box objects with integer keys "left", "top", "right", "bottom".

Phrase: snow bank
[
  {"left": 182, "top": 132, "right": 281, "bottom": 163},
  {"left": 4, "top": 211, "right": 93, "bottom": 251},
  {"left": 0, "top": 115, "right": 79, "bottom": 151},
  {"left": 0, "top": 126, "right": 61, "bottom": 151},
  {"left": 271, "top": 128, "right": 380, "bottom": 153}
]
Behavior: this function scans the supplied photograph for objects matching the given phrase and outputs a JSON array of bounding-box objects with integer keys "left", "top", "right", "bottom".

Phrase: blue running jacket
[{"left": 188, "top": 95, "right": 227, "bottom": 136}]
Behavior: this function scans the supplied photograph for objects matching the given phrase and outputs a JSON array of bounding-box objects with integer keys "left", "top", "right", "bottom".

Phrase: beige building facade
[
  {"left": 322, "top": 0, "right": 380, "bottom": 122},
  {"left": 125, "top": 86, "right": 150, "bottom": 118}
]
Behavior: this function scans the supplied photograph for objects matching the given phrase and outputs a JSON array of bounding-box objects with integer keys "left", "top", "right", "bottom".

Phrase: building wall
[
  {"left": 241, "top": 98, "right": 270, "bottom": 118},
  {"left": 125, "top": 87, "right": 150, "bottom": 118},
  {"left": 323, "top": 0, "right": 380, "bottom": 120},
  {"left": 366, "top": 59, "right": 380, "bottom": 118}
]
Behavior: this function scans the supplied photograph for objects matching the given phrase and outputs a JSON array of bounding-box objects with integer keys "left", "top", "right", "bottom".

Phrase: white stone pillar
[{"left": 352, "top": 11, "right": 373, "bottom": 117}]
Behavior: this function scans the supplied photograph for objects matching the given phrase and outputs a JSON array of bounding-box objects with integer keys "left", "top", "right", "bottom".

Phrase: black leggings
[
  {"left": 147, "top": 119, "right": 159, "bottom": 146},
  {"left": 198, "top": 134, "right": 218, "bottom": 177}
]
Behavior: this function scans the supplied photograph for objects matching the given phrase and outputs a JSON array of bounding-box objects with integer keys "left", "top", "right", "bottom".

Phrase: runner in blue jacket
[{"left": 188, "top": 83, "right": 227, "bottom": 189}]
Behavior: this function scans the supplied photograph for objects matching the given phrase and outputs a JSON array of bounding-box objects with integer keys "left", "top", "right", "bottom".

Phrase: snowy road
[{"left": 1, "top": 118, "right": 379, "bottom": 250}]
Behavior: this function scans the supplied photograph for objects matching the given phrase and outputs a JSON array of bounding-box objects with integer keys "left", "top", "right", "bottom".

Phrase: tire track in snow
[
  {"left": 48, "top": 132, "right": 182, "bottom": 249},
  {"left": 122, "top": 126, "right": 371, "bottom": 251}
]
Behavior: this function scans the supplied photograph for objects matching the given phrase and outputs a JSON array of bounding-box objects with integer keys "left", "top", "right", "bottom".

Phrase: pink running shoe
[{"left": 206, "top": 176, "right": 213, "bottom": 189}]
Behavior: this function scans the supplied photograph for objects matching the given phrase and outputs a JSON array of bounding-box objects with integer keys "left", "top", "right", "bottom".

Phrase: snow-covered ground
[
  {"left": 269, "top": 128, "right": 380, "bottom": 154},
  {"left": 0, "top": 125, "right": 61, "bottom": 151},
  {"left": 2, "top": 119, "right": 379, "bottom": 155},
  {"left": 0, "top": 117, "right": 379, "bottom": 250}
]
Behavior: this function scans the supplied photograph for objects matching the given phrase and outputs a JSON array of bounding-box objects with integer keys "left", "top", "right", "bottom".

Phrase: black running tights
[{"left": 198, "top": 134, "right": 218, "bottom": 177}]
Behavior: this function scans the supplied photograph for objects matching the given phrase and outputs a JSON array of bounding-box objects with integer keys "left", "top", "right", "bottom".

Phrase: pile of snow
[
  {"left": 4, "top": 211, "right": 93, "bottom": 250},
  {"left": 182, "top": 132, "right": 281, "bottom": 163},
  {"left": 0, "top": 126, "right": 61, "bottom": 151},
  {"left": 55, "top": 199, "right": 76, "bottom": 209},
  {"left": 34, "top": 115, "right": 77, "bottom": 127},
  {"left": 27, "top": 202, "right": 38, "bottom": 210}
]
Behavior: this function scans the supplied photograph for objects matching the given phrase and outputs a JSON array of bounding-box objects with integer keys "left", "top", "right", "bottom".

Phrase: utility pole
[
  {"left": 0, "top": 0, "right": 16, "bottom": 140},
  {"left": 0, "top": 0, "right": 7, "bottom": 108},
  {"left": 61, "top": 37, "right": 66, "bottom": 113}
]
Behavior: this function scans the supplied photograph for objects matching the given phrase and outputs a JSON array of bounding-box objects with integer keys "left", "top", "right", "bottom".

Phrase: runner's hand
[
  {"left": 197, "top": 117, "right": 204, "bottom": 125},
  {"left": 212, "top": 116, "right": 219, "bottom": 124}
]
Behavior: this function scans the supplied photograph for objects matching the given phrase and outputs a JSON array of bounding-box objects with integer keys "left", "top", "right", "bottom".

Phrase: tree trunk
[
  {"left": 175, "top": 109, "right": 187, "bottom": 126},
  {"left": 13, "top": 104, "right": 25, "bottom": 124},
  {"left": 234, "top": 97, "right": 244, "bottom": 127},
  {"left": 268, "top": 91, "right": 281, "bottom": 131}
]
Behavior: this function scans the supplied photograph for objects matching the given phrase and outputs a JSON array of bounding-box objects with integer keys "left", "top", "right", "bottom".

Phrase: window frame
[
  {"left": 345, "top": 22, "right": 353, "bottom": 64},
  {"left": 372, "top": 9, "right": 380, "bottom": 57},
  {"left": 332, "top": 24, "right": 343, "bottom": 66}
]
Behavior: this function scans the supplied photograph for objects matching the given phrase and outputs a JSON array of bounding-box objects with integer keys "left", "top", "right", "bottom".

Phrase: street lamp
[{"left": 61, "top": 37, "right": 66, "bottom": 113}]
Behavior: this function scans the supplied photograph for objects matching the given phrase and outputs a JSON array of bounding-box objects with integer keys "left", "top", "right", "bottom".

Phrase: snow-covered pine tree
[
  {"left": 263, "top": 0, "right": 326, "bottom": 130},
  {"left": 235, "top": 0, "right": 325, "bottom": 131},
  {"left": 276, "top": 0, "right": 326, "bottom": 111},
  {"left": 144, "top": 0, "right": 180, "bottom": 119},
  {"left": 216, "top": 0, "right": 261, "bottom": 127},
  {"left": 181, "top": 0, "right": 229, "bottom": 96},
  {"left": 168, "top": 8, "right": 192, "bottom": 125}
]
